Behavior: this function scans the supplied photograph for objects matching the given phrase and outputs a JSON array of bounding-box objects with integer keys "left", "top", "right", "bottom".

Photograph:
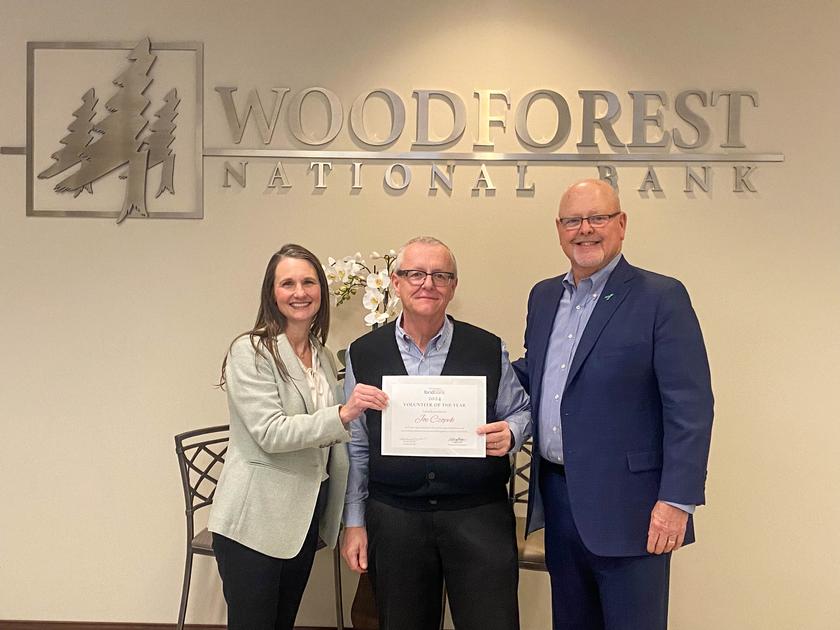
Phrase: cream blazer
[{"left": 208, "top": 333, "right": 350, "bottom": 559}]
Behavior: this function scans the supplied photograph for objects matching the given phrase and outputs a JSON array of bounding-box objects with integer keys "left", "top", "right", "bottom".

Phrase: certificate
[{"left": 381, "top": 375, "right": 486, "bottom": 458}]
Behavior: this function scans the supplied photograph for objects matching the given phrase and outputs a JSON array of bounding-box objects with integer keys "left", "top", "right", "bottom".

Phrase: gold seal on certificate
[{"left": 381, "top": 375, "right": 487, "bottom": 457}]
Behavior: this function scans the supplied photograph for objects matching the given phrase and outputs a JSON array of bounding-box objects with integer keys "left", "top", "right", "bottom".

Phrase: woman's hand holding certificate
[{"left": 340, "top": 383, "right": 389, "bottom": 424}]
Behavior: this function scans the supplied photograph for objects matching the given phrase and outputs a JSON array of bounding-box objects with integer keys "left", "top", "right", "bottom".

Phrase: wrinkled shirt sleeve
[
  {"left": 342, "top": 349, "right": 370, "bottom": 527},
  {"left": 497, "top": 341, "right": 532, "bottom": 452}
]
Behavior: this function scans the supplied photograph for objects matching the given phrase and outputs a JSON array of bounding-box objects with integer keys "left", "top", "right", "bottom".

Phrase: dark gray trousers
[{"left": 366, "top": 497, "right": 520, "bottom": 630}]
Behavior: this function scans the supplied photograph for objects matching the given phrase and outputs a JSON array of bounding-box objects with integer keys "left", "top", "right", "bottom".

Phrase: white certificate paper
[{"left": 381, "top": 375, "right": 486, "bottom": 458}]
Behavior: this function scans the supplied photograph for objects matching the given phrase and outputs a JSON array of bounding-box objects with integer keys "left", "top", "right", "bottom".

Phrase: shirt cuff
[
  {"left": 343, "top": 502, "right": 366, "bottom": 528},
  {"left": 505, "top": 412, "right": 529, "bottom": 452},
  {"left": 664, "top": 501, "right": 695, "bottom": 514}
]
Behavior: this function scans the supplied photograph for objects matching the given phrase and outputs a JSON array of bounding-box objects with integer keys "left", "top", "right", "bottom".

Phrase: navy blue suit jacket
[{"left": 513, "top": 257, "right": 714, "bottom": 557}]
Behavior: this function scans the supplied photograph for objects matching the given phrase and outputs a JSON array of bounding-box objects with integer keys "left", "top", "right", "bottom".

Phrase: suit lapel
[
  {"left": 277, "top": 335, "right": 316, "bottom": 413},
  {"left": 566, "top": 258, "right": 636, "bottom": 388},
  {"left": 531, "top": 277, "right": 566, "bottom": 419}
]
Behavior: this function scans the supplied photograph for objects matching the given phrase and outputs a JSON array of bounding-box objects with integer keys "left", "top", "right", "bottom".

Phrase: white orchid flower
[
  {"left": 363, "top": 288, "right": 385, "bottom": 310},
  {"left": 366, "top": 270, "right": 390, "bottom": 291},
  {"left": 342, "top": 255, "right": 363, "bottom": 276},
  {"left": 331, "top": 267, "right": 345, "bottom": 283},
  {"left": 364, "top": 310, "right": 388, "bottom": 326},
  {"left": 386, "top": 296, "right": 401, "bottom": 318},
  {"left": 338, "top": 258, "right": 358, "bottom": 281},
  {"left": 324, "top": 264, "right": 339, "bottom": 286},
  {"left": 325, "top": 248, "right": 399, "bottom": 325}
]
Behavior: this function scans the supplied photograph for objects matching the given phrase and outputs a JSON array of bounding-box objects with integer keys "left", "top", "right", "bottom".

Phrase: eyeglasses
[
  {"left": 396, "top": 269, "right": 457, "bottom": 287},
  {"left": 557, "top": 212, "right": 622, "bottom": 230}
]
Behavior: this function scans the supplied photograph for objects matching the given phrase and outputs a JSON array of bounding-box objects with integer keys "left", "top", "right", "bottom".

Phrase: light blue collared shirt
[
  {"left": 343, "top": 315, "right": 532, "bottom": 527},
  {"left": 538, "top": 253, "right": 693, "bottom": 514},
  {"left": 539, "top": 253, "right": 622, "bottom": 463}
]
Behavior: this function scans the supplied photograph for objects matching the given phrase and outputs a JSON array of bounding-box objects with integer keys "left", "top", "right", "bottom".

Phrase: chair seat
[
  {"left": 176, "top": 424, "right": 344, "bottom": 629},
  {"left": 515, "top": 516, "right": 546, "bottom": 571},
  {"left": 192, "top": 527, "right": 214, "bottom": 555}
]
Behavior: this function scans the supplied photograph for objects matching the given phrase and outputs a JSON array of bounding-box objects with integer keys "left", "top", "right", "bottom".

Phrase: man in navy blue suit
[{"left": 513, "top": 179, "right": 714, "bottom": 630}]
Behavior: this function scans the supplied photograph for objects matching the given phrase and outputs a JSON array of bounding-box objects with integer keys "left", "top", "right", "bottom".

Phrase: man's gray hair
[{"left": 394, "top": 236, "right": 458, "bottom": 276}]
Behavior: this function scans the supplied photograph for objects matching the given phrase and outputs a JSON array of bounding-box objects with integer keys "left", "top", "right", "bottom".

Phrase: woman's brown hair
[{"left": 218, "top": 244, "right": 330, "bottom": 388}]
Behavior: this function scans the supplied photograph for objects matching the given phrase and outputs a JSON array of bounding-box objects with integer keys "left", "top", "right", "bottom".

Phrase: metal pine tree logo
[{"left": 37, "top": 38, "right": 180, "bottom": 224}]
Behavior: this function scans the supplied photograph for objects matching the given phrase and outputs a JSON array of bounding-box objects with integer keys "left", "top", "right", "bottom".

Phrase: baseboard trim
[
  {"left": 0, "top": 624, "right": 224, "bottom": 630},
  {"left": 0, "top": 623, "right": 332, "bottom": 630},
  {"left": 0, "top": 624, "right": 222, "bottom": 630}
]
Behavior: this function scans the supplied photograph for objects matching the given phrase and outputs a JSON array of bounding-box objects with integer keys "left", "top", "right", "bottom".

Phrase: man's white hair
[{"left": 394, "top": 236, "right": 458, "bottom": 276}]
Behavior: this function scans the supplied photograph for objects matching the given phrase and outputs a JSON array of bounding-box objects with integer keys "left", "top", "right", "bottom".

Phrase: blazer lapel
[
  {"left": 531, "top": 277, "right": 566, "bottom": 419},
  {"left": 277, "top": 335, "right": 316, "bottom": 413},
  {"left": 566, "top": 258, "right": 636, "bottom": 388}
]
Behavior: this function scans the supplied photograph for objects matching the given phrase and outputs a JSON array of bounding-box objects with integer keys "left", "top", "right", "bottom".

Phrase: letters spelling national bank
[{"left": 208, "top": 87, "right": 782, "bottom": 195}]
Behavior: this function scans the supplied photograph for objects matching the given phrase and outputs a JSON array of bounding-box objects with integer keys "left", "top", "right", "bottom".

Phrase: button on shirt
[
  {"left": 539, "top": 254, "right": 622, "bottom": 463},
  {"left": 343, "top": 315, "right": 532, "bottom": 527}
]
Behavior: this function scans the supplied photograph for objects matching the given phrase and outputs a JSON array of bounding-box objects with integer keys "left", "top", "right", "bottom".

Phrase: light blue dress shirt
[
  {"left": 343, "top": 315, "right": 532, "bottom": 527},
  {"left": 539, "top": 254, "right": 693, "bottom": 514},
  {"left": 539, "top": 253, "right": 622, "bottom": 463}
]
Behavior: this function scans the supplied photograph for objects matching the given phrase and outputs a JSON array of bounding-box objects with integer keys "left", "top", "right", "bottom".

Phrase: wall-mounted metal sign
[
  {"left": 2, "top": 38, "right": 203, "bottom": 223},
  {"left": 0, "top": 37, "right": 783, "bottom": 223}
]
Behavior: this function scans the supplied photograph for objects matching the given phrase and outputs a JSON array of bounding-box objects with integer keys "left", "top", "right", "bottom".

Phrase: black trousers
[
  {"left": 366, "top": 498, "right": 520, "bottom": 630},
  {"left": 540, "top": 461, "right": 671, "bottom": 630},
  {"left": 211, "top": 514, "right": 320, "bottom": 630}
]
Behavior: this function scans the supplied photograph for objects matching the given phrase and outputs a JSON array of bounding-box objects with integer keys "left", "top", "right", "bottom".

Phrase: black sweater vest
[{"left": 349, "top": 318, "right": 510, "bottom": 510}]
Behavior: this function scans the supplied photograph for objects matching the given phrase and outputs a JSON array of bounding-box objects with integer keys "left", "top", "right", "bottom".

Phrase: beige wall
[{"left": 1, "top": 0, "right": 839, "bottom": 627}]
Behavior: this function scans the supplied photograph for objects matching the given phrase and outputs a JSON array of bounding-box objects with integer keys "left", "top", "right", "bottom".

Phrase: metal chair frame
[
  {"left": 174, "top": 424, "right": 345, "bottom": 629},
  {"left": 509, "top": 440, "right": 531, "bottom": 505},
  {"left": 174, "top": 424, "right": 229, "bottom": 630}
]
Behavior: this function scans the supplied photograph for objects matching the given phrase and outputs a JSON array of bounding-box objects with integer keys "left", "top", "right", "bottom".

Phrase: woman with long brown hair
[{"left": 208, "top": 244, "right": 387, "bottom": 630}]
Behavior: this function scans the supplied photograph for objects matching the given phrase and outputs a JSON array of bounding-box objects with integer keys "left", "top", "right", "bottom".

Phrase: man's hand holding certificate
[{"left": 381, "top": 375, "right": 488, "bottom": 457}]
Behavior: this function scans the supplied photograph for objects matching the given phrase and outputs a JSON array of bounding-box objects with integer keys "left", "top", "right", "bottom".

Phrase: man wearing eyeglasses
[
  {"left": 341, "top": 236, "right": 531, "bottom": 630},
  {"left": 513, "top": 179, "right": 714, "bottom": 630}
]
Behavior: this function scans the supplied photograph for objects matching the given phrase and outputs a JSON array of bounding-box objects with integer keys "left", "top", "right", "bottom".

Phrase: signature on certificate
[{"left": 414, "top": 413, "right": 456, "bottom": 424}]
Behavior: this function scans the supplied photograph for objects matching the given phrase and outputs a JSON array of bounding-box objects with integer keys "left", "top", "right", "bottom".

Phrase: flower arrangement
[{"left": 324, "top": 250, "right": 401, "bottom": 327}]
